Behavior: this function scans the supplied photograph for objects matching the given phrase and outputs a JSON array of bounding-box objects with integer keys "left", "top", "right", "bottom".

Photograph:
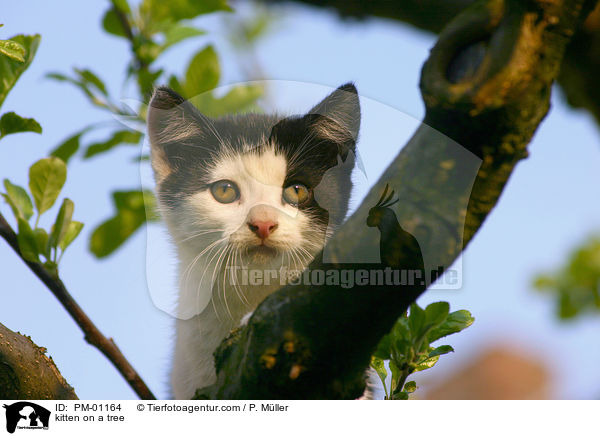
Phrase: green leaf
[
  {"left": 0, "top": 39, "right": 25, "bottom": 62},
  {"left": 17, "top": 217, "right": 39, "bottom": 262},
  {"left": 192, "top": 84, "right": 263, "bottom": 117},
  {"left": 229, "top": 9, "right": 273, "bottom": 47},
  {"left": 183, "top": 45, "right": 220, "bottom": 98},
  {"left": 532, "top": 274, "right": 556, "bottom": 290},
  {"left": 45, "top": 72, "right": 71, "bottom": 83},
  {"left": 428, "top": 310, "right": 475, "bottom": 343},
  {"left": 49, "top": 198, "right": 74, "bottom": 251},
  {"left": 59, "top": 221, "right": 83, "bottom": 251},
  {"left": 33, "top": 228, "right": 49, "bottom": 259},
  {"left": 46, "top": 71, "right": 111, "bottom": 111},
  {"left": 213, "top": 84, "right": 263, "bottom": 114},
  {"left": 102, "top": 8, "right": 128, "bottom": 38},
  {"left": 114, "top": 190, "right": 158, "bottom": 217},
  {"left": 428, "top": 345, "right": 454, "bottom": 358},
  {"left": 369, "top": 356, "right": 388, "bottom": 399},
  {"left": 137, "top": 68, "right": 163, "bottom": 97},
  {"left": 90, "top": 190, "right": 157, "bottom": 258},
  {"left": 408, "top": 303, "right": 425, "bottom": 337},
  {"left": 403, "top": 381, "right": 417, "bottom": 393},
  {"left": 50, "top": 128, "right": 91, "bottom": 164},
  {"left": 370, "top": 356, "right": 387, "bottom": 384},
  {"left": 83, "top": 130, "right": 142, "bottom": 159},
  {"left": 0, "top": 111, "right": 42, "bottom": 138},
  {"left": 0, "top": 34, "right": 40, "bottom": 109},
  {"left": 168, "top": 75, "right": 184, "bottom": 95},
  {"left": 425, "top": 301, "right": 450, "bottom": 328},
  {"left": 558, "top": 291, "right": 579, "bottom": 319},
  {"left": 3, "top": 179, "right": 33, "bottom": 220},
  {"left": 414, "top": 354, "right": 440, "bottom": 372},
  {"left": 161, "top": 25, "right": 205, "bottom": 53},
  {"left": 392, "top": 338, "right": 411, "bottom": 360},
  {"left": 90, "top": 214, "right": 136, "bottom": 258},
  {"left": 389, "top": 360, "right": 402, "bottom": 393},
  {"left": 141, "top": 0, "right": 231, "bottom": 23},
  {"left": 372, "top": 334, "right": 391, "bottom": 360},
  {"left": 75, "top": 68, "right": 108, "bottom": 96},
  {"left": 28, "top": 157, "right": 67, "bottom": 215},
  {"left": 391, "top": 392, "right": 409, "bottom": 400},
  {"left": 112, "top": 0, "right": 131, "bottom": 14},
  {"left": 533, "top": 237, "right": 600, "bottom": 320},
  {"left": 415, "top": 301, "right": 451, "bottom": 341},
  {"left": 390, "top": 315, "right": 410, "bottom": 341}
]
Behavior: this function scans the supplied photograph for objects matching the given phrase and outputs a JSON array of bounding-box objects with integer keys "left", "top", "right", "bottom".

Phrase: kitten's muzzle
[{"left": 247, "top": 220, "right": 278, "bottom": 240}]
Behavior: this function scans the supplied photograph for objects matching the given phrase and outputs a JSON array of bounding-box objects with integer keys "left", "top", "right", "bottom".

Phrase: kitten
[{"left": 147, "top": 83, "right": 360, "bottom": 399}]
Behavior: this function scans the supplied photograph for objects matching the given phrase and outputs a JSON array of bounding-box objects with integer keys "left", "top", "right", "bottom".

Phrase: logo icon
[{"left": 2, "top": 402, "right": 50, "bottom": 434}]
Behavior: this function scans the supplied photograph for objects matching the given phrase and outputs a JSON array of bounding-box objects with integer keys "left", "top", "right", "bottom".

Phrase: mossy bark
[{"left": 0, "top": 322, "right": 77, "bottom": 399}]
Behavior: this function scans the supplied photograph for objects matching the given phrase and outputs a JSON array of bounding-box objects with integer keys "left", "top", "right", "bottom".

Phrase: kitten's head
[{"left": 147, "top": 84, "right": 360, "bottom": 266}]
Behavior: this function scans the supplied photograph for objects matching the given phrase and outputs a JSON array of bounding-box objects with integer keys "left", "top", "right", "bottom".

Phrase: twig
[
  {"left": 110, "top": 0, "right": 135, "bottom": 42},
  {"left": 0, "top": 211, "right": 156, "bottom": 400},
  {"left": 109, "top": 0, "right": 149, "bottom": 71}
]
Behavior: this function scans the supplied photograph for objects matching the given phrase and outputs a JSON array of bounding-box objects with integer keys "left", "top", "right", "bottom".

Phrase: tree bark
[
  {"left": 263, "top": 0, "right": 600, "bottom": 127},
  {"left": 195, "top": 0, "right": 596, "bottom": 399},
  {"left": 264, "top": 0, "right": 474, "bottom": 33},
  {"left": 0, "top": 212, "right": 156, "bottom": 400},
  {"left": 0, "top": 322, "right": 77, "bottom": 399}
]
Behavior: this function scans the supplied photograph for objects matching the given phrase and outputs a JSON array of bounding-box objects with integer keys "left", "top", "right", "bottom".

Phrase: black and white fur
[{"left": 147, "top": 84, "right": 360, "bottom": 399}]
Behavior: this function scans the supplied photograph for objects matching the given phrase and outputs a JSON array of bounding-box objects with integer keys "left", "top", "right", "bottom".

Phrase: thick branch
[
  {"left": 263, "top": 0, "right": 600, "bottom": 128},
  {"left": 196, "top": 0, "right": 594, "bottom": 399},
  {"left": 557, "top": 4, "right": 600, "bottom": 125},
  {"left": 265, "top": 0, "right": 473, "bottom": 33},
  {"left": 0, "top": 322, "right": 77, "bottom": 399},
  {"left": 0, "top": 212, "right": 155, "bottom": 400}
]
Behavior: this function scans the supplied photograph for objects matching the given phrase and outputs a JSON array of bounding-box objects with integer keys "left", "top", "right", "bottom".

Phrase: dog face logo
[{"left": 2, "top": 402, "right": 50, "bottom": 433}]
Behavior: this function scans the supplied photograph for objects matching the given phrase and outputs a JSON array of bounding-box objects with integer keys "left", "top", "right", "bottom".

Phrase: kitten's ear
[
  {"left": 307, "top": 82, "right": 361, "bottom": 147},
  {"left": 147, "top": 87, "right": 212, "bottom": 181}
]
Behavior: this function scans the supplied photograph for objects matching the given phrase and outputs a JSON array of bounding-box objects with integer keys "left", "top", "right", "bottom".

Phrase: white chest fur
[{"left": 171, "top": 246, "right": 298, "bottom": 400}]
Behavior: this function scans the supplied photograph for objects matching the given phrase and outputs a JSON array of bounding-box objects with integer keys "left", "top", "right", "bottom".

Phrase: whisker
[
  {"left": 213, "top": 245, "right": 233, "bottom": 320},
  {"left": 179, "top": 229, "right": 224, "bottom": 243},
  {"left": 233, "top": 246, "right": 251, "bottom": 307}
]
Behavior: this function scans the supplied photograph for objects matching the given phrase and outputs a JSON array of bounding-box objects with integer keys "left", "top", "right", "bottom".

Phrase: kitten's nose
[{"left": 248, "top": 220, "right": 278, "bottom": 240}]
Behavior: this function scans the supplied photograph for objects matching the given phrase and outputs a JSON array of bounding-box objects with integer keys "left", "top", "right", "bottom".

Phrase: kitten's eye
[
  {"left": 210, "top": 180, "right": 240, "bottom": 204},
  {"left": 283, "top": 183, "right": 310, "bottom": 206}
]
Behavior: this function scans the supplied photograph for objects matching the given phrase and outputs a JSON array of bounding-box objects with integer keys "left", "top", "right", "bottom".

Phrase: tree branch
[
  {"left": 263, "top": 0, "right": 600, "bottom": 129},
  {"left": 263, "top": 0, "right": 474, "bottom": 33},
  {"left": 195, "top": 0, "right": 595, "bottom": 399},
  {"left": 0, "top": 322, "right": 78, "bottom": 399},
  {"left": 557, "top": 4, "right": 600, "bottom": 125},
  {"left": 109, "top": 0, "right": 135, "bottom": 42},
  {"left": 0, "top": 212, "right": 156, "bottom": 400}
]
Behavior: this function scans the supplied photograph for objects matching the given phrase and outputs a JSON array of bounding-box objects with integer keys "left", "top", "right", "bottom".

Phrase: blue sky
[{"left": 1, "top": 1, "right": 600, "bottom": 399}]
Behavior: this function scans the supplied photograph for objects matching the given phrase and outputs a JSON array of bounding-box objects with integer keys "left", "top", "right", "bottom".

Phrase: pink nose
[{"left": 248, "top": 220, "right": 278, "bottom": 240}]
